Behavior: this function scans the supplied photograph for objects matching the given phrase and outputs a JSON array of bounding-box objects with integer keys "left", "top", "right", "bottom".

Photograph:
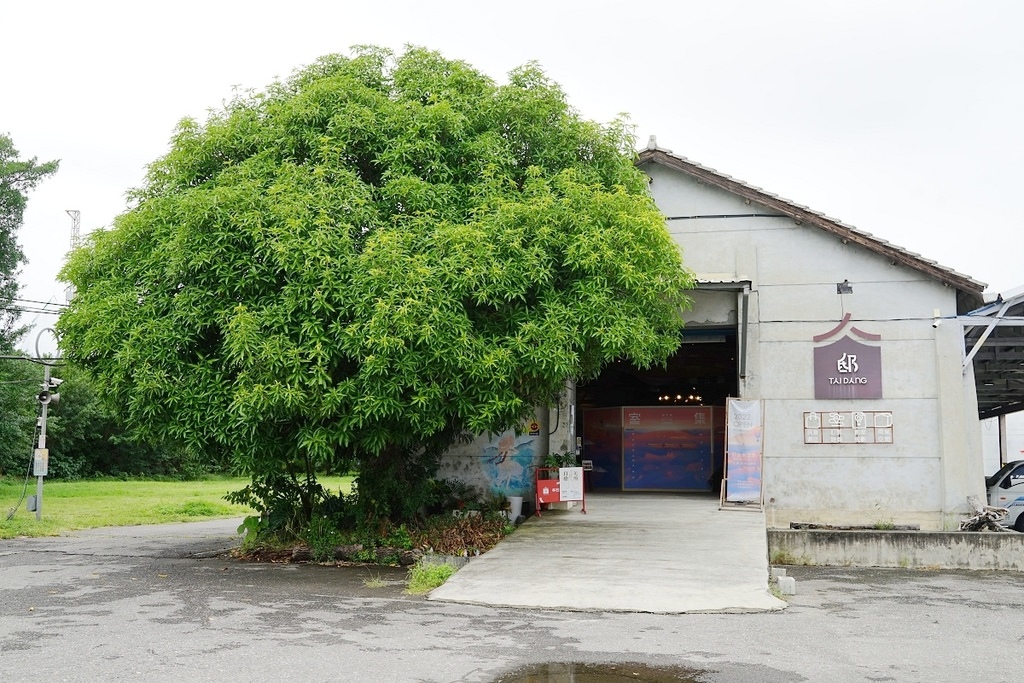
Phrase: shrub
[
  {"left": 303, "top": 516, "right": 344, "bottom": 563},
  {"left": 406, "top": 562, "right": 457, "bottom": 594}
]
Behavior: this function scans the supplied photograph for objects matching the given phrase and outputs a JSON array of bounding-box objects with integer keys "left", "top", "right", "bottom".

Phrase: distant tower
[
  {"left": 66, "top": 209, "right": 81, "bottom": 249},
  {"left": 65, "top": 210, "right": 80, "bottom": 302}
]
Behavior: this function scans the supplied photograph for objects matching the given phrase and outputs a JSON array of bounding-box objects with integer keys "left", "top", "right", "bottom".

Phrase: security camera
[
  {"left": 49, "top": 377, "right": 64, "bottom": 387},
  {"left": 932, "top": 319, "right": 941, "bottom": 329}
]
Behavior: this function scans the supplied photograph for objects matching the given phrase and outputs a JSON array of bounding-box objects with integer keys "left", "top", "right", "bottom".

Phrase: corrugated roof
[
  {"left": 965, "top": 288, "right": 1024, "bottom": 419},
  {"left": 637, "top": 139, "right": 987, "bottom": 297}
]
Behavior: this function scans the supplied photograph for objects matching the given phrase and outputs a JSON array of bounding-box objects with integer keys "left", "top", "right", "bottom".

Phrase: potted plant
[{"left": 543, "top": 451, "right": 578, "bottom": 469}]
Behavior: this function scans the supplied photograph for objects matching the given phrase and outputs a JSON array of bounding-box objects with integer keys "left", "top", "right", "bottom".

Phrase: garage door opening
[{"left": 577, "top": 327, "right": 738, "bottom": 492}]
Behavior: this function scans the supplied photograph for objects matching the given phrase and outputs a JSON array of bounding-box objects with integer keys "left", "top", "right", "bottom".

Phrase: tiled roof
[{"left": 637, "top": 138, "right": 986, "bottom": 296}]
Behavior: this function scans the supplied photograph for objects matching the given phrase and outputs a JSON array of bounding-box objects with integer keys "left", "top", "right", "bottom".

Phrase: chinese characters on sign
[
  {"left": 836, "top": 352, "right": 858, "bottom": 374},
  {"left": 803, "top": 411, "right": 894, "bottom": 444},
  {"left": 558, "top": 467, "right": 584, "bottom": 501}
]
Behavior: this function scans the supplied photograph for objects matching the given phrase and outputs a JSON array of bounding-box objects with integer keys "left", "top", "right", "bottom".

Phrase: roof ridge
[{"left": 637, "top": 146, "right": 986, "bottom": 295}]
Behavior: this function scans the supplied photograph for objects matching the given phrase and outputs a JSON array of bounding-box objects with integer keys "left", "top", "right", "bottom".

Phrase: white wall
[
  {"left": 435, "top": 407, "right": 549, "bottom": 500},
  {"left": 646, "top": 161, "right": 985, "bottom": 529},
  {"left": 982, "top": 412, "right": 1024, "bottom": 472}
]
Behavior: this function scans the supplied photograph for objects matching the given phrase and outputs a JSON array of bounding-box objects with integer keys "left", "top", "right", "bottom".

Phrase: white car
[{"left": 986, "top": 460, "right": 1024, "bottom": 532}]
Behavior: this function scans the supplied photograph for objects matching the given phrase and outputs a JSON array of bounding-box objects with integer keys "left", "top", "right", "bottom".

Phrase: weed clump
[{"left": 406, "top": 562, "right": 457, "bottom": 594}]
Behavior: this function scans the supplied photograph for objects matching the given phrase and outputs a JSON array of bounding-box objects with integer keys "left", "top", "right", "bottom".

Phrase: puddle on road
[{"left": 493, "top": 661, "right": 708, "bottom": 682}]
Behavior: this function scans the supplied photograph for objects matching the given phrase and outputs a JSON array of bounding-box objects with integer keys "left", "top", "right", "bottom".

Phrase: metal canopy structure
[{"left": 962, "top": 287, "right": 1024, "bottom": 420}]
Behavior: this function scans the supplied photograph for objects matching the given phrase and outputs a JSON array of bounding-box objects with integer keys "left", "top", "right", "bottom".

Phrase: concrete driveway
[
  {"left": 429, "top": 493, "right": 785, "bottom": 613},
  {"left": 4, "top": 511, "right": 1021, "bottom": 681}
]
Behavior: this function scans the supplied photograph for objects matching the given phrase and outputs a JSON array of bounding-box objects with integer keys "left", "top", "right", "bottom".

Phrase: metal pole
[
  {"left": 999, "top": 414, "right": 1008, "bottom": 468},
  {"left": 35, "top": 364, "right": 49, "bottom": 521}
]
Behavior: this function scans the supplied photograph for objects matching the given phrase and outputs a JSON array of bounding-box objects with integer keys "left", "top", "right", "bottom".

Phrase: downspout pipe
[{"left": 740, "top": 285, "right": 750, "bottom": 381}]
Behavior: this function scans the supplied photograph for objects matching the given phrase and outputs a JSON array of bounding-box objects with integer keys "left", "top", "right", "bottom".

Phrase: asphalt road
[{"left": 1, "top": 519, "right": 1020, "bottom": 682}]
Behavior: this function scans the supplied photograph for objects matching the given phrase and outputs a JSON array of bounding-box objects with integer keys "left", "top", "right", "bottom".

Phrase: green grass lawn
[{"left": 0, "top": 475, "right": 353, "bottom": 539}]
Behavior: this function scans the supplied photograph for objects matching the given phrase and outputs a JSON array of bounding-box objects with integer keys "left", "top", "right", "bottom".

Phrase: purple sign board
[
  {"left": 813, "top": 315, "right": 882, "bottom": 400},
  {"left": 814, "top": 336, "right": 882, "bottom": 399}
]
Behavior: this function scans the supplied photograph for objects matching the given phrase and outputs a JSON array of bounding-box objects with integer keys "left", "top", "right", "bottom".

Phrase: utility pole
[
  {"left": 31, "top": 363, "right": 61, "bottom": 520},
  {"left": 34, "top": 365, "right": 51, "bottom": 520}
]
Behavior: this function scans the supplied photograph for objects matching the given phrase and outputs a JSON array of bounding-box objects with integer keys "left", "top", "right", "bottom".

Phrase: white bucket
[{"left": 507, "top": 496, "right": 524, "bottom": 520}]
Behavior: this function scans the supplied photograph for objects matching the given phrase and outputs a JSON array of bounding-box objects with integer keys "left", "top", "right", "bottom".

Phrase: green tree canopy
[
  {"left": 0, "top": 135, "right": 58, "bottom": 349},
  {"left": 0, "top": 357, "right": 41, "bottom": 477},
  {"left": 58, "top": 46, "right": 694, "bottom": 522}
]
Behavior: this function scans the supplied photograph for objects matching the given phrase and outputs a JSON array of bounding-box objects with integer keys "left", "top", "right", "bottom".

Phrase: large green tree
[
  {"left": 58, "top": 47, "right": 694, "bottom": 523},
  {"left": 0, "top": 135, "right": 59, "bottom": 349}
]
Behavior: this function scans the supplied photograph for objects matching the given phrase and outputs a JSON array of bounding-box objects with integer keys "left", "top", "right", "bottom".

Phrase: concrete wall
[
  {"left": 434, "top": 382, "right": 576, "bottom": 501},
  {"left": 645, "top": 161, "right": 985, "bottom": 530},
  {"left": 769, "top": 529, "right": 1024, "bottom": 571},
  {"left": 547, "top": 379, "right": 577, "bottom": 457},
  {"left": 435, "top": 406, "right": 549, "bottom": 500}
]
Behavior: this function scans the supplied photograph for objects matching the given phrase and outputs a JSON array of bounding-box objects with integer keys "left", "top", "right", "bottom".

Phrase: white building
[{"left": 441, "top": 140, "right": 1017, "bottom": 530}]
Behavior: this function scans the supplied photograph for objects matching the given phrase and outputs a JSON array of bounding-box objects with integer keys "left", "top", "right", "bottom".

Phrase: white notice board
[{"left": 559, "top": 467, "right": 584, "bottom": 501}]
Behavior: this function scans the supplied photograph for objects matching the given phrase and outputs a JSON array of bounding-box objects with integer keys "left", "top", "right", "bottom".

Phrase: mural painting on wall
[
  {"left": 813, "top": 313, "right": 882, "bottom": 399},
  {"left": 482, "top": 431, "right": 538, "bottom": 497}
]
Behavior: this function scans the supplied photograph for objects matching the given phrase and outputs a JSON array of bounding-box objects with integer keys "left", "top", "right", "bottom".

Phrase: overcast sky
[{"left": 5, "top": 0, "right": 1023, "bottom": 356}]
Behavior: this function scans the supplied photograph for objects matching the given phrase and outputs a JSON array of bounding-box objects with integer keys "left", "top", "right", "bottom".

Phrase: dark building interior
[{"left": 576, "top": 328, "right": 738, "bottom": 410}]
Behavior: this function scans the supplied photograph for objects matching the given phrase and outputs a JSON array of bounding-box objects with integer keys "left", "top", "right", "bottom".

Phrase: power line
[
  {"left": 12, "top": 297, "right": 68, "bottom": 309},
  {"left": 0, "top": 356, "right": 65, "bottom": 366},
  {"left": 3, "top": 306, "right": 63, "bottom": 316}
]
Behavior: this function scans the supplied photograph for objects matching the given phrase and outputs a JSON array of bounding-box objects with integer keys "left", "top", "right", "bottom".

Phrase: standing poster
[{"left": 725, "top": 398, "right": 763, "bottom": 503}]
